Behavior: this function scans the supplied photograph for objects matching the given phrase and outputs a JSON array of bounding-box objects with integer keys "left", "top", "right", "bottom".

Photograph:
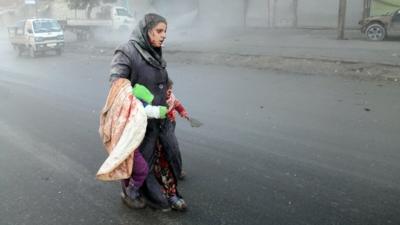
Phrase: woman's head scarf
[{"left": 130, "top": 13, "right": 167, "bottom": 68}]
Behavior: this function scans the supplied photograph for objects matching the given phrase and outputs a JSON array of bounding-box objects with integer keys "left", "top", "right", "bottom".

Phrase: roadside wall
[
  {"left": 195, "top": 0, "right": 364, "bottom": 28},
  {"left": 247, "top": 0, "right": 364, "bottom": 28}
]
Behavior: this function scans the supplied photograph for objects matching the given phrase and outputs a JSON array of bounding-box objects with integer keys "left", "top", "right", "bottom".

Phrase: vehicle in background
[
  {"left": 50, "top": 4, "right": 135, "bottom": 40},
  {"left": 359, "top": 8, "right": 400, "bottom": 41},
  {"left": 8, "top": 18, "right": 64, "bottom": 57}
]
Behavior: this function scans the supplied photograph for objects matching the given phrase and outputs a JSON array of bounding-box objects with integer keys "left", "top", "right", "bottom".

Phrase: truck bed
[{"left": 7, "top": 27, "right": 26, "bottom": 45}]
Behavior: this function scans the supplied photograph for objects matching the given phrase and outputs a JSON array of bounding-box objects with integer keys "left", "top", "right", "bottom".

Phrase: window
[
  {"left": 32, "top": 20, "right": 61, "bottom": 33},
  {"left": 393, "top": 10, "right": 400, "bottom": 23}
]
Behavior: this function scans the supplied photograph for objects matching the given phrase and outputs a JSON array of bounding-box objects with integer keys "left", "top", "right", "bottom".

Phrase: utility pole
[
  {"left": 337, "top": 0, "right": 347, "bottom": 40},
  {"left": 266, "top": 0, "right": 271, "bottom": 27},
  {"left": 35, "top": 0, "right": 38, "bottom": 17},
  {"left": 244, "top": 0, "right": 249, "bottom": 27},
  {"left": 363, "top": 0, "right": 371, "bottom": 19},
  {"left": 272, "top": 0, "right": 277, "bottom": 28},
  {"left": 293, "top": 0, "right": 298, "bottom": 28}
]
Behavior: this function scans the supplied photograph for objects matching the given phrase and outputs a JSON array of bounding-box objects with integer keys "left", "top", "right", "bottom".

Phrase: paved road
[
  {"left": 0, "top": 42, "right": 399, "bottom": 225},
  {"left": 64, "top": 28, "right": 400, "bottom": 66},
  {"left": 166, "top": 28, "right": 400, "bottom": 66}
]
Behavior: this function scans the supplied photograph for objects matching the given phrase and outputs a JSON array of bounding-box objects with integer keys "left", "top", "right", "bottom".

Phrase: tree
[{"left": 66, "top": 0, "right": 117, "bottom": 19}]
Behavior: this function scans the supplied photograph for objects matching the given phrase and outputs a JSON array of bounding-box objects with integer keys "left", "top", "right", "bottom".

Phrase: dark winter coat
[{"left": 109, "top": 15, "right": 181, "bottom": 209}]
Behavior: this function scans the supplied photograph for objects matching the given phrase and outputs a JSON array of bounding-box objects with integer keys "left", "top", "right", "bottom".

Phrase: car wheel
[
  {"left": 365, "top": 23, "right": 386, "bottom": 41},
  {"left": 29, "top": 47, "right": 36, "bottom": 58}
]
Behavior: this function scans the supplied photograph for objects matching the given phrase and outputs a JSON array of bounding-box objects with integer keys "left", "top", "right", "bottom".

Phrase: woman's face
[{"left": 148, "top": 22, "right": 167, "bottom": 48}]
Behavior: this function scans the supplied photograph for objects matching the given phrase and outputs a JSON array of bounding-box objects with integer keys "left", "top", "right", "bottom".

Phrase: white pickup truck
[
  {"left": 56, "top": 6, "right": 135, "bottom": 40},
  {"left": 8, "top": 18, "right": 64, "bottom": 57}
]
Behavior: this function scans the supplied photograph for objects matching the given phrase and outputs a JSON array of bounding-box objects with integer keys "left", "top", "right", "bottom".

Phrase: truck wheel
[
  {"left": 77, "top": 31, "right": 89, "bottom": 41},
  {"left": 17, "top": 46, "right": 23, "bottom": 57},
  {"left": 365, "top": 23, "right": 386, "bottom": 41},
  {"left": 29, "top": 47, "right": 36, "bottom": 58},
  {"left": 56, "top": 49, "right": 63, "bottom": 56},
  {"left": 77, "top": 32, "right": 83, "bottom": 41}
]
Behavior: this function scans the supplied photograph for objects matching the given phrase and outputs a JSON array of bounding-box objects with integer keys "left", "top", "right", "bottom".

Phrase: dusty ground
[
  {"left": 62, "top": 27, "right": 400, "bottom": 83},
  {"left": 67, "top": 43, "right": 400, "bottom": 84},
  {"left": 165, "top": 50, "right": 400, "bottom": 83},
  {"left": 2, "top": 26, "right": 399, "bottom": 83}
]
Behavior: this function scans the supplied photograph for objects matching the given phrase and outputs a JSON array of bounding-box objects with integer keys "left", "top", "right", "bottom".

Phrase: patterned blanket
[{"left": 96, "top": 78, "right": 147, "bottom": 181}]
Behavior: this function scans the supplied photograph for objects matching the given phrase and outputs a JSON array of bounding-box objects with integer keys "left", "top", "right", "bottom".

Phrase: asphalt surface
[
  {"left": 0, "top": 42, "right": 400, "bottom": 225},
  {"left": 70, "top": 28, "right": 400, "bottom": 66}
]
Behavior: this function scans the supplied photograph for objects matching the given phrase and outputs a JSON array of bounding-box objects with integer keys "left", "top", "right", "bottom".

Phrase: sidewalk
[
  {"left": 74, "top": 27, "right": 400, "bottom": 82},
  {"left": 1, "top": 26, "right": 399, "bottom": 81},
  {"left": 166, "top": 28, "right": 400, "bottom": 66},
  {"left": 83, "top": 27, "right": 400, "bottom": 67}
]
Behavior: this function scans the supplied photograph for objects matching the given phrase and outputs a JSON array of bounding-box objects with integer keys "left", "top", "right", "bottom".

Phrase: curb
[{"left": 64, "top": 42, "right": 400, "bottom": 83}]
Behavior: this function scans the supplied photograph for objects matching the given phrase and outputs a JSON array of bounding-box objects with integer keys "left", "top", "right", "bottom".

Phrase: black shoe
[{"left": 120, "top": 191, "right": 146, "bottom": 209}]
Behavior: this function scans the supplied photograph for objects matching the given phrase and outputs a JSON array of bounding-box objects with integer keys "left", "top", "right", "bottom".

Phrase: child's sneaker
[
  {"left": 178, "top": 170, "right": 187, "bottom": 180},
  {"left": 168, "top": 195, "right": 187, "bottom": 211}
]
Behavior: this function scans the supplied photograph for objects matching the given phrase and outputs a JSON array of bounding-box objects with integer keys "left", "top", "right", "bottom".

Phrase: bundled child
[{"left": 164, "top": 78, "right": 189, "bottom": 180}]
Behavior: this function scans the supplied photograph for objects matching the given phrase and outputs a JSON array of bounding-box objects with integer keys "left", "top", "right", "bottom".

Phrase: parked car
[
  {"left": 359, "top": 9, "right": 400, "bottom": 41},
  {"left": 8, "top": 18, "right": 64, "bottom": 57}
]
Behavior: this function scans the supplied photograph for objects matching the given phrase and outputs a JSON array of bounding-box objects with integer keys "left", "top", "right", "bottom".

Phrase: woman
[{"left": 109, "top": 13, "right": 187, "bottom": 211}]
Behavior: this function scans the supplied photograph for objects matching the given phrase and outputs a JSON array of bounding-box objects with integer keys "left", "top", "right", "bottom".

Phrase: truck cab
[{"left": 8, "top": 18, "right": 64, "bottom": 57}]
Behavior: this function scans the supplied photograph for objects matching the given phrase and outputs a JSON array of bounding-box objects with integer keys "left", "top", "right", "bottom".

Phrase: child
[
  {"left": 122, "top": 83, "right": 187, "bottom": 210},
  {"left": 165, "top": 78, "right": 189, "bottom": 180},
  {"left": 120, "top": 83, "right": 167, "bottom": 209}
]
